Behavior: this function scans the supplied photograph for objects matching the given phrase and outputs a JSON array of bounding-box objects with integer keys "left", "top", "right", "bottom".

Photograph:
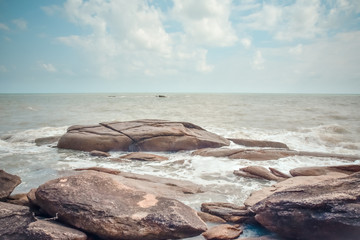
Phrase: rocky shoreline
[{"left": 1, "top": 119, "right": 360, "bottom": 240}]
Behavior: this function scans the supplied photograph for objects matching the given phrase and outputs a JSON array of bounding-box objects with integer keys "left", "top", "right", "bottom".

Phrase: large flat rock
[
  {"left": 57, "top": 119, "right": 230, "bottom": 152},
  {"left": 251, "top": 173, "right": 360, "bottom": 240},
  {"left": 35, "top": 171, "right": 207, "bottom": 240}
]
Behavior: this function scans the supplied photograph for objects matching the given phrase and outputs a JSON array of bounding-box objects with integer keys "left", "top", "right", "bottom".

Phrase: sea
[{"left": 1, "top": 93, "right": 360, "bottom": 239}]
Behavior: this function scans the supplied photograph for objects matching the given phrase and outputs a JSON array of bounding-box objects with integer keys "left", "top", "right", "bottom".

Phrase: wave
[{"left": 209, "top": 123, "right": 360, "bottom": 155}]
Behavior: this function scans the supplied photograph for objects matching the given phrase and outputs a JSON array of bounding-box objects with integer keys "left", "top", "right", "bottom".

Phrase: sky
[{"left": 0, "top": 0, "right": 360, "bottom": 93}]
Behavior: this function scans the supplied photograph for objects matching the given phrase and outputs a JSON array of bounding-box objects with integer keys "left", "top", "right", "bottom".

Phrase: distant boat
[{"left": 156, "top": 95, "right": 166, "bottom": 98}]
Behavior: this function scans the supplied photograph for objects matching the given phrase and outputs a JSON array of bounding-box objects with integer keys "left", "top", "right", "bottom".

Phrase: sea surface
[{"left": 1, "top": 93, "right": 360, "bottom": 239}]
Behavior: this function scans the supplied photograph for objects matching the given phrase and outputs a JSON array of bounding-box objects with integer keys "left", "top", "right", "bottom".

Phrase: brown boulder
[
  {"left": 118, "top": 152, "right": 168, "bottom": 161},
  {"left": 35, "top": 171, "right": 207, "bottom": 240},
  {"left": 57, "top": 119, "right": 230, "bottom": 152},
  {"left": 0, "top": 170, "right": 21, "bottom": 200},
  {"left": 234, "top": 166, "right": 285, "bottom": 181},
  {"left": 251, "top": 173, "right": 360, "bottom": 240},
  {"left": 26, "top": 220, "right": 87, "bottom": 240},
  {"left": 228, "top": 138, "right": 289, "bottom": 149},
  {"left": 0, "top": 202, "right": 35, "bottom": 239},
  {"left": 202, "top": 224, "right": 243, "bottom": 240}
]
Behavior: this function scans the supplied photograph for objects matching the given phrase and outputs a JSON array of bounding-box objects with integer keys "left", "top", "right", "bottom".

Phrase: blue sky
[{"left": 0, "top": 0, "right": 360, "bottom": 93}]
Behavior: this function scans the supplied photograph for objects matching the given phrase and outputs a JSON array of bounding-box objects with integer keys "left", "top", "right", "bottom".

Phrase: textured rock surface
[
  {"left": 75, "top": 169, "right": 203, "bottom": 198},
  {"left": 57, "top": 119, "right": 230, "bottom": 152},
  {"left": 202, "top": 224, "right": 243, "bottom": 240},
  {"left": 0, "top": 170, "right": 21, "bottom": 200},
  {"left": 234, "top": 166, "right": 285, "bottom": 181},
  {"left": 35, "top": 171, "right": 207, "bottom": 240},
  {"left": 26, "top": 220, "right": 87, "bottom": 240},
  {"left": 193, "top": 148, "right": 359, "bottom": 161},
  {"left": 119, "top": 152, "right": 168, "bottom": 161},
  {"left": 251, "top": 173, "right": 360, "bottom": 240},
  {"left": 228, "top": 138, "right": 289, "bottom": 149},
  {"left": 0, "top": 202, "right": 35, "bottom": 240}
]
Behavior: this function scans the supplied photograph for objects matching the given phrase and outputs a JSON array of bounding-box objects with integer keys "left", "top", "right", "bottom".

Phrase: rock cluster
[
  {"left": 3, "top": 120, "right": 360, "bottom": 240},
  {"left": 0, "top": 169, "right": 207, "bottom": 240}
]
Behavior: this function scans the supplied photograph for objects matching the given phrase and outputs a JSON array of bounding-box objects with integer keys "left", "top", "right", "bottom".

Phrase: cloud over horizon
[{"left": 0, "top": 0, "right": 359, "bottom": 93}]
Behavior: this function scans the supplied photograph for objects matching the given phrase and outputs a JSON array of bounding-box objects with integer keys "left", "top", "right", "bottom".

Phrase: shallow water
[{"left": 1, "top": 93, "right": 359, "bottom": 239}]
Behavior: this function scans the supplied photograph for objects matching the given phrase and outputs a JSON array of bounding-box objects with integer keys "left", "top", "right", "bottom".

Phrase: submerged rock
[
  {"left": 0, "top": 170, "right": 21, "bottom": 200},
  {"left": 35, "top": 171, "right": 207, "bottom": 240},
  {"left": 35, "top": 136, "right": 61, "bottom": 146},
  {"left": 57, "top": 119, "right": 230, "bottom": 152},
  {"left": 0, "top": 202, "right": 35, "bottom": 240},
  {"left": 251, "top": 173, "right": 360, "bottom": 240},
  {"left": 90, "top": 150, "right": 111, "bottom": 157},
  {"left": 193, "top": 148, "right": 360, "bottom": 161},
  {"left": 193, "top": 148, "right": 296, "bottom": 160},
  {"left": 290, "top": 164, "right": 360, "bottom": 177},
  {"left": 228, "top": 138, "right": 289, "bottom": 149},
  {"left": 118, "top": 152, "right": 168, "bottom": 161}
]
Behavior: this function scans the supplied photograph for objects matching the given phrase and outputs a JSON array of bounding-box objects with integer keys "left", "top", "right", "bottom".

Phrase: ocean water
[{"left": 1, "top": 93, "right": 360, "bottom": 238}]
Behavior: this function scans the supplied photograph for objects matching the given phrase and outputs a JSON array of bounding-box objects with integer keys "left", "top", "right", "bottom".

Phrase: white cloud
[
  {"left": 56, "top": 0, "right": 220, "bottom": 79},
  {"left": 0, "top": 23, "right": 9, "bottom": 31},
  {"left": 12, "top": 19, "right": 27, "bottom": 30},
  {"left": 172, "top": 0, "right": 237, "bottom": 47},
  {"left": 40, "top": 63, "right": 57, "bottom": 72},
  {"left": 241, "top": 38, "right": 252, "bottom": 49},
  {"left": 252, "top": 50, "right": 265, "bottom": 70}
]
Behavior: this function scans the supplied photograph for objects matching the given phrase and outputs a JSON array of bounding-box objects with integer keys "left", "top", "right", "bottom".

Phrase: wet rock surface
[
  {"left": 251, "top": 173, "right": 360, "bottom": 240},
  {"left": 193, "top": 148, "right": 360, "bottom": 161},
  {"left": 57, "top": 119, "right": 230, "bottom": 152},
  {"left": 290, "top": 164, "right": 360, "bottom": 177},
  {"left": 228, "top": 138, "right": 289, "bottom": 149},
  {"left": 118, "top": 152, "right": 169, "bottom": 161},
  {"left": 35, "top": 171, "right": 207, "bottom": 240}
]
